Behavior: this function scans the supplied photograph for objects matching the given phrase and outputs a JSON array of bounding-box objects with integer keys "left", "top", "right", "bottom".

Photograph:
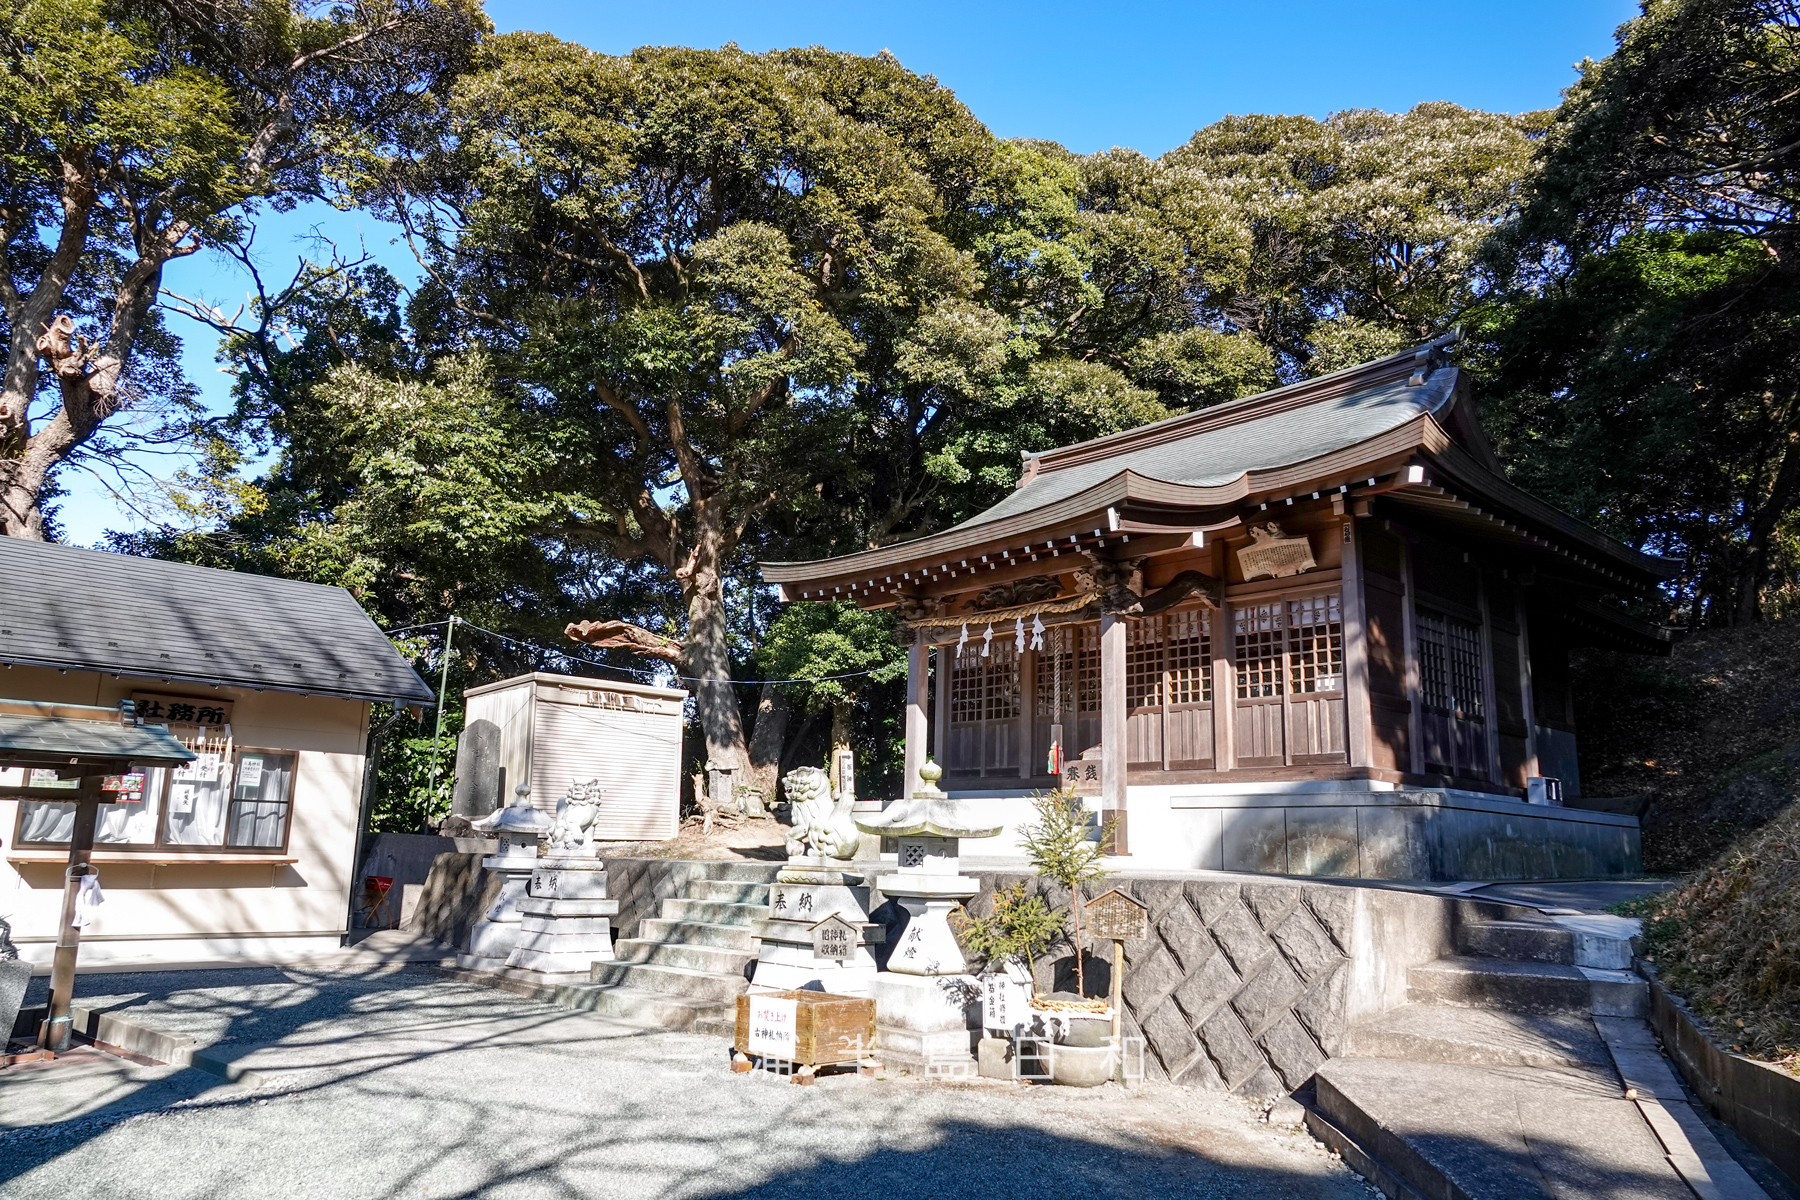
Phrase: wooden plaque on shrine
[{"left": 1084, "top": 888, "right": 1148, "bottom": 941}]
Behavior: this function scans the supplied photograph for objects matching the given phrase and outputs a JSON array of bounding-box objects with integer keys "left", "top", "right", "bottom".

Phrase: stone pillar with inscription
[{"left": 855, "top": 761, "right": 1003, "bottom": 1073}]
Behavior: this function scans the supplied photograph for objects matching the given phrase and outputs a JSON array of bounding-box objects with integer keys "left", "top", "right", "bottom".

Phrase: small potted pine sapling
[
  {"left": 1019, "top": 789, "right": 1118, "bottom": 1086},
  {"left": 953, "top": 882, "right": 1063, "bottom": 1077}
]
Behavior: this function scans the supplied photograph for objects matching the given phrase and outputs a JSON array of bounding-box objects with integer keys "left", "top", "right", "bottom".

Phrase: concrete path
[{"left": 3, "top": 967, "right": 1374, "bottom": 1200}]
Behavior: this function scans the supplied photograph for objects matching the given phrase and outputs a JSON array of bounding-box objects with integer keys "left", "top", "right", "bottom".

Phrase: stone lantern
[
  {"left": 855, "top": 759, "right": 1002, "bottom": 1072},
  {"left": 457, "top": 784, "right": 553, "bottom": 972}
]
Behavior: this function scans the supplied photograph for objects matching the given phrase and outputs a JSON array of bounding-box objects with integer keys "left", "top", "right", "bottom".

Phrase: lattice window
[
  {"left": 1077, "top": 624, "right": 1101, "bottom": 712},
  {"left": 1167, "top": 608, "right": 1212, "bottom": 704},
  {"left": 1234, "top": 602, "right": 1285, "bottom": 698},
  {"left": 1417, "top": 611, "right": 1484, "bottom": 718},
  {"left": 1126, "top": 615, "right": 1164, "bottom": 710},
  {"left": 984, "top": 639, "right": 1020, "bottom": 721},
  {"left": 949, "top": 649, "right": 984, "bottom": 724},
  {"left": 1287, "top": 593, "right": 1343, "bottom": 693}
]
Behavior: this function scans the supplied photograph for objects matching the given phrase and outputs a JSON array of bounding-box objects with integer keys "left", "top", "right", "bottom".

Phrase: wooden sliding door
[
  {"left": 1124, "top": 610, "right": 1214, "bottom": 770},
  {"left": 945, "top": 638, "right": 1022, "bottom": 778}
]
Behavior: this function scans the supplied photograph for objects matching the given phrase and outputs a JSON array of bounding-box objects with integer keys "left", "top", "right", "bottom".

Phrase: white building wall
[{"left": 0, "top": 664, "right": 370, "bottom": 966}]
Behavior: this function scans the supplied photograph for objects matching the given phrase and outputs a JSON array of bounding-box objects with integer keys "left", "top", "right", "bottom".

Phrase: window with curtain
[{"left": 13, "top": 748, "right": 297, "bottom": 851}]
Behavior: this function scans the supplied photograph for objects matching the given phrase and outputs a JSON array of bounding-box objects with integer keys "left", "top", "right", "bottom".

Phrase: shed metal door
[{"left": 530, "top": 695, "right": 682, "bottom": 840}]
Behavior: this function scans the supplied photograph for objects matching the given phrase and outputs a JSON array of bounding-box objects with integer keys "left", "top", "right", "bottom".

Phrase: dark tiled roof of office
[{"left": 0, "top": 538, "right": 433, "bottom": 705}]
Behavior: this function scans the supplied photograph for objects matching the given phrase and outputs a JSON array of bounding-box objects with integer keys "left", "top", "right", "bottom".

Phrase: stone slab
[
  {"left": 1315, "top": 1056, "right": 1692, "bottom": 1200},
  {"left": 511, "top": 929, "right": 615, "bottom": 954},
  {"left": 519, "top": 898, "right": 619, "bottom": 918},
  {"left": 520, "top": 914, "right": 616, "bottom": 936}
]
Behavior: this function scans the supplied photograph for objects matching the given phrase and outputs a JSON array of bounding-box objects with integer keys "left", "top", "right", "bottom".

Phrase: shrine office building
[
  {"left": 761, "top": 335, "right": 1671, "bottom": 881},
  {"left": 0, "top": 537, "right": 433, "bottom": 965}
]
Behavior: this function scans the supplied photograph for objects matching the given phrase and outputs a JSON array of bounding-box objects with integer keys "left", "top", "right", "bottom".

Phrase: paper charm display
[
  {"left": 981, "top": 623, "right": 994, "bottom": 657},
  {"left": 1029, "top": 614, "right": 1046, "bottom": 651},
  {"left": 1013, "top": 616, "right": 1026, "bottom": 653},
  {"left": 956, "top": 623, "right": 969, "bottom": 657}
]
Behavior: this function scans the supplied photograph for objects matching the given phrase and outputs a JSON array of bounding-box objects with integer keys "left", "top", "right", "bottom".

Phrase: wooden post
[
  {"left": 904, "top": 638, "right": 929, "bottom": 796},
  {"left": 1340, "top": 516, "right": 1372, "bottom": 768},
  {"left": 1099, "top": 612, "right": 1127, "bottom": 816},
  {"left": 41, "top": 789, "right": 99, "bottom": 1053},
  {"left": 1111, "top": 937, "right": 1124, "bottom": 1075}
]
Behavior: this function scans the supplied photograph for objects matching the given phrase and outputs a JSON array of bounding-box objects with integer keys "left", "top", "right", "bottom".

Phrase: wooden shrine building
[{"left": 761, "top": 335, "right": 1674, "bottom": 880}]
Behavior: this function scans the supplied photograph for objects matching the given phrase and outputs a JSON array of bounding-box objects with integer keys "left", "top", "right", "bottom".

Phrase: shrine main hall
[{"left": 762, "top": 335, "right": 1671, "bottom": 881}]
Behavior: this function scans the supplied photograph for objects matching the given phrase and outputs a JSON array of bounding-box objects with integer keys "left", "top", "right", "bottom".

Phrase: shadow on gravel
[{"left": 2, "top": 965, "right": 596, "bottom": 1187}]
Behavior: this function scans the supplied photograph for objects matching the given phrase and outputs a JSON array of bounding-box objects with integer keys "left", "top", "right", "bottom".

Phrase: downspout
[{"left": 343, "top": 701, "right": 417, "bottom": 943}]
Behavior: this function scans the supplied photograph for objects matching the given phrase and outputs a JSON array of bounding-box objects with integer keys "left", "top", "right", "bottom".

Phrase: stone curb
[
  {"left": 11, "top": 1003, "right": 264, "bottom": 1089},
  {"left": 1640, "top": 965, "right": 1800, "bottom": 1193}
]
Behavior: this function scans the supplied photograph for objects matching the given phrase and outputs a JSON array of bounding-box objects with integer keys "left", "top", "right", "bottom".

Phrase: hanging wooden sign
[
  {"left": 1085, "top": 888, "right": 1148, "bottom": 941},
  {"left": 1236, "top": 523, "right": 1316, "bottom": 581},
  {"left": 130, "top": 692, "right": 233, "bottom": 727}
]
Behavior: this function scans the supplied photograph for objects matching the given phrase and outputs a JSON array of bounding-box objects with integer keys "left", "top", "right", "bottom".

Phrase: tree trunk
[
  {"left": 1733, "top": 427, "right": 1800, "bottom": 623},
  {"left": 680, "top": 503, "right": 753, "bottom": 813},
  {"left": 746, "top": 681, "right": 789, "bottom": 809},
  {"left": 830, "top": 697, "right": 852, "bottom": 759}
]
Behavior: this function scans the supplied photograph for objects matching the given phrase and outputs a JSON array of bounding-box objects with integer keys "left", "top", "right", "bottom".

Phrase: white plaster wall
[{"left": 0, "top": 665, "right": 370, "bottom": 965}]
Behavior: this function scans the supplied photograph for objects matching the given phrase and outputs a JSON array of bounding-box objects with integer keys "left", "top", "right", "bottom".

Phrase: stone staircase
[
  {"left": 1302, "top": 899, "right": 1754, "bottom": 1199},
  {"left": 542, "top": 864, "right": 777, "bottom": 1032}
]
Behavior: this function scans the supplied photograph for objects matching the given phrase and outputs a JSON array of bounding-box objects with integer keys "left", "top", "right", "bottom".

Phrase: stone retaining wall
[
  {"left": 961, "top": 872, "right": 1450, "bottom": 1095},
  {"left": 422, "top": 849, "right": 1454, "bottom": 1098},
  {"left": 1646, "top": 971, "right": 1800, "bottom": 1188}
]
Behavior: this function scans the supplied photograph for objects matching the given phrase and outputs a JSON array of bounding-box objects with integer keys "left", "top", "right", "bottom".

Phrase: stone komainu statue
[
  {"left": 781, "top": 765, "right": 858, "bottom": 861},
  {"left": 547, "top": 778, "right": 602, "bottom": 856}
]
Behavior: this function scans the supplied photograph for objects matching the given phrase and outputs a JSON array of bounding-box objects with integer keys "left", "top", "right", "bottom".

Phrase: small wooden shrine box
[{"left": 733, "top": 990, "right": 876, "bottom": 1080}]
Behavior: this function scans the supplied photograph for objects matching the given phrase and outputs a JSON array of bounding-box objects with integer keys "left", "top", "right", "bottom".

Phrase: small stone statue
[
  {"left": 546, "top": 779, "right": 602, "bottom": 857},
  {"left": 781, "top": 765, "right": 858, "bottom": 861},
  {"left": 0, "top": 914, "right": 17, "bottom": 961}
]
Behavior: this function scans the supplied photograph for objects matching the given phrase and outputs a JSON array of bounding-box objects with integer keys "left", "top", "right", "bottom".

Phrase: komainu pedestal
[{"left": 504, "top": 856, "right": 617, "bottom": 979}]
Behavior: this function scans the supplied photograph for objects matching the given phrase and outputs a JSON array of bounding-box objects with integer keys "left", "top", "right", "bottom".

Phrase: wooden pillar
[
  {"left": 1100, "top": 611, "right": 1127, "bottom": 814},
  {"left": 41, "top": 789, "right": 99, "bottom": 1053},
  {"left": 1339, "top": 516, "right": 1372, "bottom": 768},
  {"left": 1475, "top": 569, "right": 1503, "bottom": 784},
  {"left": 1515, "top": 590, "right": 1540, "bottom": 778},
  {"left": 904, "top": 638, "right": 929, "bottom": 796},
  {"left": 1399, "top": 535, "right": 1425, "bottom": 776}
]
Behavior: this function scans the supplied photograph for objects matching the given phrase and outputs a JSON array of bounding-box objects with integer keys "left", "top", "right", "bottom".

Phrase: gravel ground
[{"left": 4, "top": 968, "right": 1377, "bottom": 1200}]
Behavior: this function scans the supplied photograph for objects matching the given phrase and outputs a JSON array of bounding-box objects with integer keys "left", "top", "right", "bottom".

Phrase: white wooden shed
[{"left": 460, "top": 672, "right": 687, "bottom": 841}]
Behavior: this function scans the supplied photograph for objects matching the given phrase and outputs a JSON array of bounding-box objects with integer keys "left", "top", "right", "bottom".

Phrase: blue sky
[{"left": 57, "top": 0, "right": 1642, "bottom": 545}]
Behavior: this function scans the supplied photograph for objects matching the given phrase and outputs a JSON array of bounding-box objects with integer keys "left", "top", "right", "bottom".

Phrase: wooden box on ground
[{"left": 734, "top": 990, "right": 876, "bottom": 1072}]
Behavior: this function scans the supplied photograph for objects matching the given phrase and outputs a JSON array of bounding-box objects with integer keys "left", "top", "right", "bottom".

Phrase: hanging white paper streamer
[
  {"left": 1013, "top": 616, "right": 1026, "bottom": 653},
  {"left": 72, "top": 872, "right": 105, "bottom": 928},
  {"left": 981, "top": 623, "right": 994, "bottom": 657},
  {"left": 956, "top": 623, "right": 969, "bottom": 657},
  {"left": 1029, "top": 614, "right": 1046, "bottom": 652}
]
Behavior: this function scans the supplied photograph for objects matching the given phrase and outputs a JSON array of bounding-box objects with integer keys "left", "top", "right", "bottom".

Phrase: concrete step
[
  {"left": 556, "top": 982, "right": 733, "bottom": 1031},
  {"left": 1310, "top": 1057, "right": 1693, "bottom": 1200},
  {"left": 659, "top": 898, "right": 767, "bottom": 927},
  {"left": 1551, "top": 915, "right": 1638, "bottom": 970},
  {"left": 636, "top": 918, "right": 757, "bottom": 951},
  {"left": 1408, "top": 955, "right": 1593, "bottom": 1013},
  {"left": 1456, "top": 919, "right": 1575, "bottom": 965},
  {"left": 1343, "top": 1003, "right": 1614, "bottom": 1075},
  {"left": 684, "top": 878, "right": 773, "bottom": 905},
  {"left": 1408, "top": 956, "right": 1648, "bottom": 1018},
  {"left": 589, "top": 959, "right": 749, "bottom": 1003},
  {"left": 614, "top": 938, "right": 755, "bottom": 975}
]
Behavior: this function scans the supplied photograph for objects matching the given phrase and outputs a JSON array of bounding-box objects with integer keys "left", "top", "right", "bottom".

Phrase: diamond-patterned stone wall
[{"left": 967, "top": 872, "right": 1357, "bottom": 1097}]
